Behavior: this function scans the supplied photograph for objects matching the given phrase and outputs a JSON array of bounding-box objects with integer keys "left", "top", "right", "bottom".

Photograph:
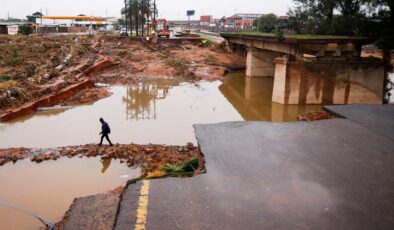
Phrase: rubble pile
[
  {"left": 297, "top": 111, "right": 332, "bottom": 121},
  {"left": 0, "top": 148, "right": 29, "bottom": 165}
]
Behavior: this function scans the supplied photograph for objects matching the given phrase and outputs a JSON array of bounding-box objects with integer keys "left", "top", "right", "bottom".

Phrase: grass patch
[
  {"left": 162, "top": 157, "right": 199, "bottom": 177},
  {"left": 221, "top": 32, "right": 368, "bottom": 40},
  {"left": 0, "top": 74, "right": 12, "bottom": 82}
]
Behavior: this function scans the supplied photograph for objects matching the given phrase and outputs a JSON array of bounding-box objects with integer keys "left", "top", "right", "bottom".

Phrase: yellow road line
[{"left": 135, "top": 180, "right": 150, "bottom": 230}]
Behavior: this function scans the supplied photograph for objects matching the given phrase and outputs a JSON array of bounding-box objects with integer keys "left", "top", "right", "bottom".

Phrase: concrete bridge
[{"left": 221, "top": 33, "right": 385, "bottom": 105}]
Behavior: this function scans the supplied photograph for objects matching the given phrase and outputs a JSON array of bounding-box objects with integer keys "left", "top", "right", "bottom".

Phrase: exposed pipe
[{"left": 0, "top": 201, "right": 54, "bottom": 230}]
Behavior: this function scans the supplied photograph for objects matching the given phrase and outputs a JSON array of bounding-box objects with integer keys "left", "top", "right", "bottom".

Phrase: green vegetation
[
  {"left": 287, "top": 0, "right": 393, "bottom": 58},
  {"left": 26, "top": 11, "right": 43, "bottom": 23},
  {"left": 3, "top": 43, "right": 24, "bottom": 66},
  {"left": 162, "top": 157, "right": 199, "bottom": 177},
  {"left": 253, "top": 14, "right": 281, "bottom": 33},
  {"left": 247, "top": 1, "right": 392, "bottom": 57},
  {"left": 221, "top": 32, "right": 367, "bottom": 40},
  {"left": 17, "top": 25, "right": 33, "bottom": 36},
  {"left": 274, "top": 28, "right": 285, "bottom": 41},
  {"left": 0, "top": 74, "right": 12, "bottom": 82}
]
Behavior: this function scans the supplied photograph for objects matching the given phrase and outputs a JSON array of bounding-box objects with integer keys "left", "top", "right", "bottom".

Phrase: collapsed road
[{"left": 137, "top": 105, "right": 394, "bottom": 230}]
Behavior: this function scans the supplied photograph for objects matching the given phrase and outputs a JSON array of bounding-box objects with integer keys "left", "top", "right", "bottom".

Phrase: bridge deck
[{"left": 222, "top": 32, "right": 371, "bottom": 57}]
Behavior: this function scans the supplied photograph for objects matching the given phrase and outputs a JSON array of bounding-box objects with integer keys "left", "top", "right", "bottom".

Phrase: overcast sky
[{"left": 1, "top": 0, "right": 294, "bottom": 20}]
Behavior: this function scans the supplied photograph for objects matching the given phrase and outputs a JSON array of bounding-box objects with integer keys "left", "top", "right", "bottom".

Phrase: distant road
[{"left": 192, "top": 30, "right": 225, "bottom": 43}]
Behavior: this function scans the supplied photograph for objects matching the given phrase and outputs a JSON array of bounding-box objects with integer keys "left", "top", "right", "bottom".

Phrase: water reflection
[
  {"left": 101, "top": 158, "right": 112, "bottom": 173},
  {"left": 386, "top": 72, "right": 394, "bottom": 104},
  {"left": 220, "top": 72, "right": 322, "bottom": 121},
  {"left": 123, "top": 81, "right": 173, "bottom": 120}
]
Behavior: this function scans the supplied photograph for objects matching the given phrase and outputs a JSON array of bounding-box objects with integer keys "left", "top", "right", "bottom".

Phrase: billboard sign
[{"left": 187, "top": 10, "right": 195, "bottom": 16}]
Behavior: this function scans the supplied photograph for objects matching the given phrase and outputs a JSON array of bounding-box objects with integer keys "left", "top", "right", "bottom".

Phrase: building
[
  {"left": 224, "top": 15, "right": 243, "bottom": 29},
  {"left": 200, "top": 15, "right": 213, "bottom": 27},
  {"left": 0, "top": 24, "right": 8, "bottom": 34},
  {"left": 0, "top": 22, "right": 32, "bottom": 35},
  {"left": 225, "top": 13, "right": 265, "bottom": 29}
]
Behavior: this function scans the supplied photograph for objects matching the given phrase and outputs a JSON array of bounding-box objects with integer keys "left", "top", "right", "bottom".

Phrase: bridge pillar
[
  {"left": 272, "top": 57, "right": 385, "bottom": 104},
  {"left": 246, "top": 48, "right": 280, "bottom": 77}
]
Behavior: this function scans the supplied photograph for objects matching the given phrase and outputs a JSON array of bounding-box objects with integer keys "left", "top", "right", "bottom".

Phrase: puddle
[
  {"left": 0, "top": 157, "right": 139, "bottom": 230},
  {"left": 0, "top": 76, "right": 322, "bottom": 148}
]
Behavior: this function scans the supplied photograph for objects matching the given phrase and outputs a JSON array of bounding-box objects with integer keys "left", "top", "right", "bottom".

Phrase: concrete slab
[
  {"left": 146, "top": 119, "right": 394, "bottom": 230},
  {"left": 324, "top": 105, "right": 394, "bottom": 140},
  {"left": 55, "top": 192, "right": 120, "bottom": 230}
]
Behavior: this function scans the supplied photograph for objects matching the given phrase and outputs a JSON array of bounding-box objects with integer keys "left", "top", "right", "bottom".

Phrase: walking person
[{"left": 99, "top": 118, "right": 113, "bottom": 146}]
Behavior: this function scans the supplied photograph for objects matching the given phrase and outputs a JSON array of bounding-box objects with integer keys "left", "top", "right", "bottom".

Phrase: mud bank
[{"left": 0, "top": 143, "right": 201, "bottom": 176}]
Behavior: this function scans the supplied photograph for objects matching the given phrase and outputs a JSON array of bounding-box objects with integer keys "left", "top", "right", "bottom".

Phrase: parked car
[{"left": 119, "top": 28, "right": 128, "bottom": 36}]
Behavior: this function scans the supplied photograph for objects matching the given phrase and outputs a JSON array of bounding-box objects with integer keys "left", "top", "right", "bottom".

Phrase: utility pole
[
  {"left": 153, "top": 0, "right": 157, "bottom": 33},
  {"left": 124, "top": 0, "right": 128, "bottom": 36},
  {"left": 141, "top": 0, "right": 145, "bottom": 36},
  {"left": 153, "top": 0, "right": 156, "bottom": 22},
  {"left": 129, "top": 0, "right": 133, "bottom": 36}
]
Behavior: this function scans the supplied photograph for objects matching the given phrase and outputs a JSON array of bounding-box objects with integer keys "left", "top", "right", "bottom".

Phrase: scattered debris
[
  {"left": 0, "top": 143, "right": 203, "bottom": 177},
  {"left": 297, "top": 111, "right": 332, "bottom": 121}
]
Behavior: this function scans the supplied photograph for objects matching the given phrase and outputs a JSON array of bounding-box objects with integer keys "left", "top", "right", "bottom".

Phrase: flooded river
[
  {"left": 0, "top": 73, "right": 323, "bottom": 229},
  {"left": 0, "top": 73, "right": 321, "bottom": 148}
]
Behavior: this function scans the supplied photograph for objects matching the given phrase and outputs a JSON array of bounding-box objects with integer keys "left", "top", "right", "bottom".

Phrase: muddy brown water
[
  {"left": 0, "top": 73, "right": 322, "bottom": 229},
  {"left": 0, "top": 157, "right": 139, "bottom": 230},
  {"left": 0, "top": 74, "right": 321, "bottom": 148}
]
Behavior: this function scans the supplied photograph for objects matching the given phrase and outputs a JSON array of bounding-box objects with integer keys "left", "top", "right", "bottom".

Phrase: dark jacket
[{"left": 101, "top": 121, "right": 111, "bottom": 134}]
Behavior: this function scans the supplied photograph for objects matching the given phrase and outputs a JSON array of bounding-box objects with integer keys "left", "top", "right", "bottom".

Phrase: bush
[
  {"left": 18, "top": 25, "right": 33, "bottom": 35},
  {"left": 274, "top": 28, "right": 285, "bottom": 41},
  {"left": 0, "top": 74, "right": 12, "bottom": 82},
  {"left": 4, "top": 43, "right": 24, "bottom": 66}
]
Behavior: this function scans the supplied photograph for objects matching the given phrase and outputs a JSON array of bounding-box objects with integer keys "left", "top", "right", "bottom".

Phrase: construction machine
[{"left": 148, "top": 19, "right": 170, "bottom": 38}]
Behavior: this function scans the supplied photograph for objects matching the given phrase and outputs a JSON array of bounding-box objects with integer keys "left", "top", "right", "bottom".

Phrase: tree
[
  {"left": 121, "top": 0, "right": 156, "bottom": 37},
  {"left": 32, "top": 12, "right": 43, "bottom": 18},
  {"left": 253, "top": 14, "right": 278, "bottom": 33},
  {"left": 287, "top": 0, "right": 393, "bottom": 59},
  {"left": 26, "top": 15, "right": 36, "bottom": 23},
  {"left": 366, "top": 0, "right": 394, "bottom": 59},
  {"left": 287, "top": 0, "right": 338, "bottom": 34},
  {"left": 26, "top": 11, "right": 43, "bottom": 23},
  {"left": 18, "top": 25, "right": 33, "bottom": 35}
]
